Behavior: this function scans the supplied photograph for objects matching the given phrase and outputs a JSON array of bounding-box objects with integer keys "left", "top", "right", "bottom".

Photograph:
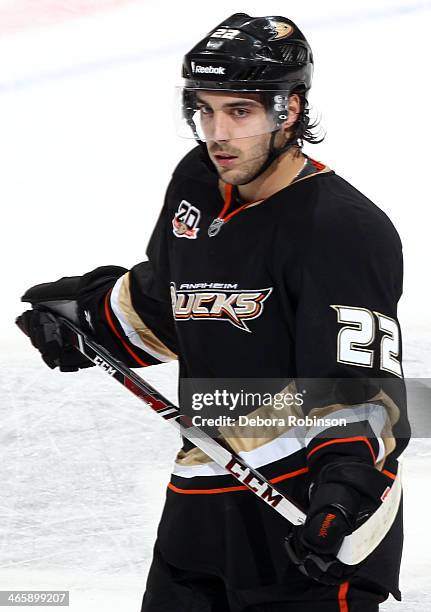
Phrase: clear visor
[{"left": 175, "top": 87, "right": 291, "bottom": 142}]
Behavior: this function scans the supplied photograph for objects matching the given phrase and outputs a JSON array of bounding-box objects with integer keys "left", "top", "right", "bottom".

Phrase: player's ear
[{"left": 282, "top": 93, "right": 301, "bottom": 132}]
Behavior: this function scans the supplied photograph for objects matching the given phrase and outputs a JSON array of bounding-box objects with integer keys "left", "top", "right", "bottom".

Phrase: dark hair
[{"left": 291, "top": 88, "right": 325, "bottom": 148}]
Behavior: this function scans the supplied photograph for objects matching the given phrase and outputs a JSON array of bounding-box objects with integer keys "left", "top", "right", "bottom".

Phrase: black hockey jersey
[{"left": 86, "top": 146, "right": 409, "bottom": 598}]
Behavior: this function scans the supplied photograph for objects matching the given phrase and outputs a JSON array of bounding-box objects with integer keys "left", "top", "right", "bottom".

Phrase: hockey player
[{"left": 17, "top": 14, "right": 409, "bottom": 612}]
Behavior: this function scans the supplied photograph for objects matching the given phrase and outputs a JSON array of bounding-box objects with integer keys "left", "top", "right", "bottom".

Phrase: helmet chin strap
[{"left": 236, "top": 131, "right": 296, "bottom": 185}]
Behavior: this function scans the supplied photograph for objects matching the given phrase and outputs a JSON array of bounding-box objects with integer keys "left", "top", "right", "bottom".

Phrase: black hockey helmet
[
  {"left": 182, "top": 13, "right": 313, "bottom": 94},
  {"left": 176, "top": 14, "right": 315, "bottom": 182}
]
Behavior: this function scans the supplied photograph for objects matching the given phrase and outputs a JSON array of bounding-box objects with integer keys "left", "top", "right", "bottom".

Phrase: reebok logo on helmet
[{"left": 191, "top": 62, "right": 226, "bottom": 75}]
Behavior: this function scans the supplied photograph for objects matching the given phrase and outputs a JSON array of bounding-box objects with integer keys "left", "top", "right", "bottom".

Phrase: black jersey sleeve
[
  {"left": 81, "top": 193, "right": 178, "bottom": 367},
  {"left": 294, "top": 181, "right": 408, "bottom": 471}
]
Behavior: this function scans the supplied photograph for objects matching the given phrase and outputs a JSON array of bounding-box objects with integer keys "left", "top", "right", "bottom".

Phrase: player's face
[{"left": 197, "top": 91, "right": 276, "bottom": 185}]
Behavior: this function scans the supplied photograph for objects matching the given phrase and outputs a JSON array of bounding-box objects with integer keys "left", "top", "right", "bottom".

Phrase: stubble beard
[{"left": 209, "top": 138, "right": 271, "bottom": 186}]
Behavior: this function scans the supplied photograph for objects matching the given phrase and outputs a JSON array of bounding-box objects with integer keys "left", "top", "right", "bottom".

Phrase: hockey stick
[{"left": 58, "top": 315, "right": 401, "bottom": 566}]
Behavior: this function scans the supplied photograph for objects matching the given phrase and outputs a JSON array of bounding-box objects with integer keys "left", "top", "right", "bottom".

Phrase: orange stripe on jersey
[
  {"left": 104, "top": 290, "right": 150, "bottom": 367},
  {"left": 338, "top": 581, "right": 350, "bottom": 612},
  {"left": 306, "top": 436, "right": 377, "bottom": 464},
  {"left": 309, "top": 158, "right": 326, "bottom": 172},
  {"left": 168, "top": 482, "right": 249, "bottom": 495},
  {"left": 383, "top": 469, "right": 396, "bottom": 480},
  {"left": 270, "top": 466, "right": 309, "bottom": 483},
  {"left": 168, "top": 467, "right": 309, "bottom": 495}
]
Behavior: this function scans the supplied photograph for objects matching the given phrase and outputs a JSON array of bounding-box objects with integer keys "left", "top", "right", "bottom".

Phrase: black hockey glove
[
  {"left": 16, "top": 308, "right": 90, "bottom": 372},
  {"left": 284, "top": 459, "right": 393, "bottom": 585},
  {"left": 16, "top": 266, "right": 127, "bottom": 372}
]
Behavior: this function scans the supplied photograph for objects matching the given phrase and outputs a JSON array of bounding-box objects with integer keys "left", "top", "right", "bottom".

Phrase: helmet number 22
[
  {"left": 211, "top": 28, "right": 241, "bottom": 40},
  {"left": 331, "top": 305, "right": 402, "bottom": 377}
]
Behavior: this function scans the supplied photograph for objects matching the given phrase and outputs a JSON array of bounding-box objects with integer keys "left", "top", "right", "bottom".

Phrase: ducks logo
[
  {"left": 267, "top": 20, "right": 294, "bottom": 41},
  {"left": 171, "top": 283, "right": 273, "bottom": 332}
]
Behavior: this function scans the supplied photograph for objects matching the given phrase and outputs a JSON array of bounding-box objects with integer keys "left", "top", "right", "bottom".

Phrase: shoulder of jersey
[
  {"left": 172, "top": 145, "right": 217, "bottom": 186},
  {"left": 312, "top": 173, "right": 402, "bottom": 251}
]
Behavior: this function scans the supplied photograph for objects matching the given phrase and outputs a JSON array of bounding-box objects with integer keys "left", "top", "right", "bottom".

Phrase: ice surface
[
  {"left": 1, "top": 358, "right": 430, "bottom": 611},
  {"left": 1, "top": 1, "right": 431, "bottom": 609},
  {"left": 0, "top": 356, "right": 179, "bottom": 611}
]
